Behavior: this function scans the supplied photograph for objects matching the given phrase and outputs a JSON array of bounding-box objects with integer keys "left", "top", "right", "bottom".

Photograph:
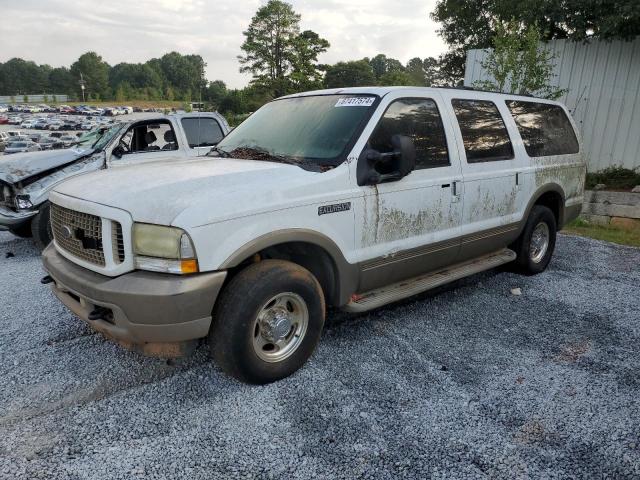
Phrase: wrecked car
[
  {"left": 0, "top": 112, "right": 230, "bottom": 248},
  {"left": 42, "top": 87, "right": 585, "bottom": 384}
]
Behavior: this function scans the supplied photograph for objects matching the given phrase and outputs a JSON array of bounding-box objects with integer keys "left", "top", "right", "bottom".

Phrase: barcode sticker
[{"left": 335, "top": 97, "right": 375, "bottom": 107}]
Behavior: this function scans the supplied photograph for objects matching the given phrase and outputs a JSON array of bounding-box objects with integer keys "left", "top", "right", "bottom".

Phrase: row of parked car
[
  {"left": 1, "top": 112, "right": 118, "bottom": 132},
  {"left": 0, "top": 129, "right": 86, "bottom": 154},
  {"left": 0, "top": 104, "right": 164, "bottom": 115}
]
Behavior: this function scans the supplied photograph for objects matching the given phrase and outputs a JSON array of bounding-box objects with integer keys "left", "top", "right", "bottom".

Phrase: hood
[
  {"left": 52, "top": 158, "right": 334, "bottom": 226},
  {"left": 0, "top": 147, "right": 92, "bottom": 183}
]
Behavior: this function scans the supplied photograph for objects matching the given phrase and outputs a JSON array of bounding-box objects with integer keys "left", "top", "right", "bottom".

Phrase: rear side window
[
  {"left": 181, "top": 117, "right": 224, "bottom": 148},
  {"left": 506, "top": 101, "right": 579, "bottom": 157},
  {"left": 368, "top": 98, "right": 450, "bottom": 169},
  {"left": 452, "top": 99, "right": 514, "bottom": 163}
]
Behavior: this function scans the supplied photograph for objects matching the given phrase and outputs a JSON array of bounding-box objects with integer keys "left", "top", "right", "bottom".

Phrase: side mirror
[
  {"left": 357, "top": 134, "right": 416, "bottom": 186},
  {"left": 111, "top": 146, "right": 124, "bottom": 159}
]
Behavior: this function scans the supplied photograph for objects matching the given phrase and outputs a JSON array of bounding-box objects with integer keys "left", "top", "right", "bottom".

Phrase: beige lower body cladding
[{"left": 581, "top": 190, "right": 640, "bottom": 227}]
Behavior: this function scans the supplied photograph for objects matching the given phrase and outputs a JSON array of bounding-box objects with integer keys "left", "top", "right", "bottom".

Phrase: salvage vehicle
[
  {"left": 41, "top": 87, "right": 585, "bottom": 384},
  {"left": 4, "top": 141, "right": 41, "bottom": 154},
  {"left": 0, "top": 112, "right": 230, "bottom": 248}
]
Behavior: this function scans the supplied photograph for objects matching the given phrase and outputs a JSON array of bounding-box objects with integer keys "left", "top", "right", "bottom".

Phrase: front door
[
  {"left": 109, "top": 121, "right": 181, "bottom": 167},
  {"left": 352, "top": 91, "right": 464, "bottom": 293}
]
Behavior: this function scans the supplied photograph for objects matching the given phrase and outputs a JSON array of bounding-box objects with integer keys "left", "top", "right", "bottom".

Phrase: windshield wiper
[{"left": 227, "top": 146, "right": 303, "bottom": 167}]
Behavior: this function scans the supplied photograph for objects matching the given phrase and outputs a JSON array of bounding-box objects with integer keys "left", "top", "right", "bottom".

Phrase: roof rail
[{"left": 433, "top": 85, "right": 540, "bottom": 98}]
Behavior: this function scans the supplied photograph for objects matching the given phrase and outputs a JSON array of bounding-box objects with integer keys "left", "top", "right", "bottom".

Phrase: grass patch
[{"left": 562, "top": 218, "right": 640, "bottom": 247}]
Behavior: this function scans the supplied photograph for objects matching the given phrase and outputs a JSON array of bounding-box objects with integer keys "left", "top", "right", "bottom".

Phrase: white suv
[{"left": 42, "top": 87, "right": 585, "bottom": 383}]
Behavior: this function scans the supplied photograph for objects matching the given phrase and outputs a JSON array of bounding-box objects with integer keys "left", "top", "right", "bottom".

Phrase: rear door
[
  {"left": 179, "top": 116, "right": 226, "bottom": 157},
  {"left": 439, "top": 92, "right": 528, "bottom": 261}
]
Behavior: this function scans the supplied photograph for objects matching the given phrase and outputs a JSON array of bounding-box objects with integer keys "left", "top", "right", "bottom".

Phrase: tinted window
[
  {"left": 369, "top": 98, "right": 449, "bottom": 169},
  {"left": 452, "top": 99, "right": 514, "bottom": 162},
  {"left": 506, "top": 101, "right": 579, "bottom": 157},
  {"left": 181, "top": 117, "right": 224, "bottom": 148}
]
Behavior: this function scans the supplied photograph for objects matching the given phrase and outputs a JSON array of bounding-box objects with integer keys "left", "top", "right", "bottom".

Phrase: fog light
[{"left": 15, "top": 195, "right": 33, "bottom": 210}]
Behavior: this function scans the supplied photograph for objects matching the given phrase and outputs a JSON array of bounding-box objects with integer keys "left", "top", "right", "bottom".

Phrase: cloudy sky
[{"left": 1, "top": 0, "right": 447, "bottom": 88}]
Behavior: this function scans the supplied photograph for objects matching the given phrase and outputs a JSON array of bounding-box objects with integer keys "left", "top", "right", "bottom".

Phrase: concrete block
[
  {"left": 610, "top": 217, "right": 640, "bottom": 230},
  {"left": 579, "top": 214, "right": 610, "bottom": 226}
]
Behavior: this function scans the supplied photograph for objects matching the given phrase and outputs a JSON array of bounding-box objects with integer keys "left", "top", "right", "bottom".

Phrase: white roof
[{"left": 282, "top": 86, "right": 558, "bottom": 104}]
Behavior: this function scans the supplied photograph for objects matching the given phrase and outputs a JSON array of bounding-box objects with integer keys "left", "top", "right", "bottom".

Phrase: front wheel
[
  {"left": 209, "top": 260, "right": 325, "bottom": 384},
  {"left": 9, "top": 222, "right": 33, "bottom": 238},
  {"left": 511, "top": 205, "right": 557, "bottom": 275}
]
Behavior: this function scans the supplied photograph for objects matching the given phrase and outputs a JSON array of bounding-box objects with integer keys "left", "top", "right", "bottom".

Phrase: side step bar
[{"left": 343, "top": 248, "right": 516, "bottom": 313}]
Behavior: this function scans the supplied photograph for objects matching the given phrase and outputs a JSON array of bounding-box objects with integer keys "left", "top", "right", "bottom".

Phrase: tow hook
[{"left": 40, "top": 275, "right": 54, "bottom": 285}]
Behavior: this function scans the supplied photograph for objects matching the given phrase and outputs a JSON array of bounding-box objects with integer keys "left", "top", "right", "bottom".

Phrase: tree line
[
  {"left": 0, "top": 51, "right": 206, "bottom": 102},
  {"left": 0, "top": 0, "right": 637, "bottom": 113}
]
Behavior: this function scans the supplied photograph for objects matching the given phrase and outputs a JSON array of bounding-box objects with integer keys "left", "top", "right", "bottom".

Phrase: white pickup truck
[
  {"left": 42, "top": 87, "right": 585, "bottom": 383},
  {"left": 0, "top": 112, "right": 230, "bottom": 248}
]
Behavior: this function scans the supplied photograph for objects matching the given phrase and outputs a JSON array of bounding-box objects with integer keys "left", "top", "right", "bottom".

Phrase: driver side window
[
  {"left": 369, "top": 98, "right": 450, "bottom": 169},
  {"left": 118, "top": 122, "right": 178, "bottom": 155}
]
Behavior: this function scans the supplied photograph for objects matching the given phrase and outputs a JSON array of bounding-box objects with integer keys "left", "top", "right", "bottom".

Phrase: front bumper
[
  {"left": 42, "top": 244, "right": 227, "bottom": 357},
  {"left": 0, "top": 205, "right": 37, "bottom": 227}
]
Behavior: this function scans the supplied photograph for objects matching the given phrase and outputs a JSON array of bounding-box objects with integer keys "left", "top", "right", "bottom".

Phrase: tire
[
  {"left": 511, "top": 205, "right": 557, "bottom": 275},
  {"left": 209, "top": 259, "right": 326, "bottom": 384},
  {"left": 9, "top": 222, "right": 33, "bottom": 238},
  {"left": 31, "top": 202, "right": 53, "bottom": 251}
]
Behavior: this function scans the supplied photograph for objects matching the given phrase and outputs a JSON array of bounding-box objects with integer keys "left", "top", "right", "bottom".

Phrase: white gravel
[{"left": 0, "top": 231, "right": 638, "bottom": 479}]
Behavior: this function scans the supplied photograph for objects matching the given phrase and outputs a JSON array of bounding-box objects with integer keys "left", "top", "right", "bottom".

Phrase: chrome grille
[
  {"left": 111, "top": 221, "right": 125, "bottom": 264},
  {"left": 50, "top": 204, "right": 105, "bottom": 266}
]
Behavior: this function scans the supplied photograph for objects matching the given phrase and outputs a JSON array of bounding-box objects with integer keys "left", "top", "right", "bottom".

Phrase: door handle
[{"left": 451, "top": 180, "right": 461, "bottom": 202}]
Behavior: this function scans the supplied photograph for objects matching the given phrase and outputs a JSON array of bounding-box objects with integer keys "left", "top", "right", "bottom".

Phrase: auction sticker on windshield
[{"left": 335, "top": 97, "right": 375, "bottom": 107}]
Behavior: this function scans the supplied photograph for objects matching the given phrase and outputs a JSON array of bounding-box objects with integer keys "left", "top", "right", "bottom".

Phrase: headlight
[
  {"left": 133, "top": 223, "right": 198, "bottom": 274},
  {"left": 15, "top": 194, "right": 33, "bottom": 210}
]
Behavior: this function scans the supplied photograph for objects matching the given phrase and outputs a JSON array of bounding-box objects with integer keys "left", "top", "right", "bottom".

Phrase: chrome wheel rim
[
  {"left": 529, "top": 222, "right": 550, "bottom": 264},
  {"left": 252, "top": 292, "right": 308, "bottom": 363}
]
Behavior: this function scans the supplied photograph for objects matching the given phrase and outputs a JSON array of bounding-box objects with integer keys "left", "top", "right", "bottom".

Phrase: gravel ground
[{"left": 0, "top": 231, "right": 638, "bottom": 479}]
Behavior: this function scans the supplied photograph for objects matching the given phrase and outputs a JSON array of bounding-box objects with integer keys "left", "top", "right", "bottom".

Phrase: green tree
[
  {"left": 324, "top": 60, "right": 376, "bottom": 88},
  {"left": 49, "top": 67, "right": 75, "bottom": 95},
  {"left": 289, "top": 30, "right": 330, "bottom": 91},
  {"left": 473, "top": 22, "right": 564, "bottom": 99},
  {"left": 367, "top": 54, "right": 405, "bottom": 81},
  {"left": 70, "top": 52, "right": 110, "bottom": 99},
  {"left": 378, "top": 70, "right": 418, "bottom": 86},
  {"left": 431, "top": 0, "right": 640, "bottom": 84},
  {"left": 239, "top": 0, "right": 329, "bottom": 96},
  {"left": 205, "top": 80, "right": 228, "bottom": 108}
]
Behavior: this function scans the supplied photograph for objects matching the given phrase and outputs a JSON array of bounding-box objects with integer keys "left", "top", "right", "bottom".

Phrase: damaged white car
[{"left": 0, "top": 112, "right": 230, "bottom": 248}]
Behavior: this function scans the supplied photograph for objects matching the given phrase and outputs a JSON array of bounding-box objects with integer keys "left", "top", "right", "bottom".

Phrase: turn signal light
[{"left": 180, "top": 259, "right": 199, "bottom": 274}]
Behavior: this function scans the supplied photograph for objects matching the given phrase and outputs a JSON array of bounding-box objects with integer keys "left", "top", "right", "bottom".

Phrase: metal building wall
[{"left": 465, "top": 38, "right": 640, "bottom": 172}]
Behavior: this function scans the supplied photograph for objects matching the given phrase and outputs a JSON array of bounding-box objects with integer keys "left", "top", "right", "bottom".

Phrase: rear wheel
[
  {"left": 511, "top": 205, "right": 557, "bottom": 275},
  {"left": 209, "top": 260, "right": 325, "bottom": 384},
  {"left": 31, "top": 202, "right": 53, "bottom": 251}
]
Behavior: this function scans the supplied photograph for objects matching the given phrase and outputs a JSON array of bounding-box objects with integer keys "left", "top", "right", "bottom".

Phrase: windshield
[
  {"left": 75, "top": 124, "right": 124, "bottom": 151},
  {"left": 214, "top": 94, "right": 378, "bottom": 168}
]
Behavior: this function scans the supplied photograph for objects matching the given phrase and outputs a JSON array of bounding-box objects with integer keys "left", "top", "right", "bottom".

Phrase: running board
[{"left": 343, "top": 248, "right": 516, "bottom": 313}]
